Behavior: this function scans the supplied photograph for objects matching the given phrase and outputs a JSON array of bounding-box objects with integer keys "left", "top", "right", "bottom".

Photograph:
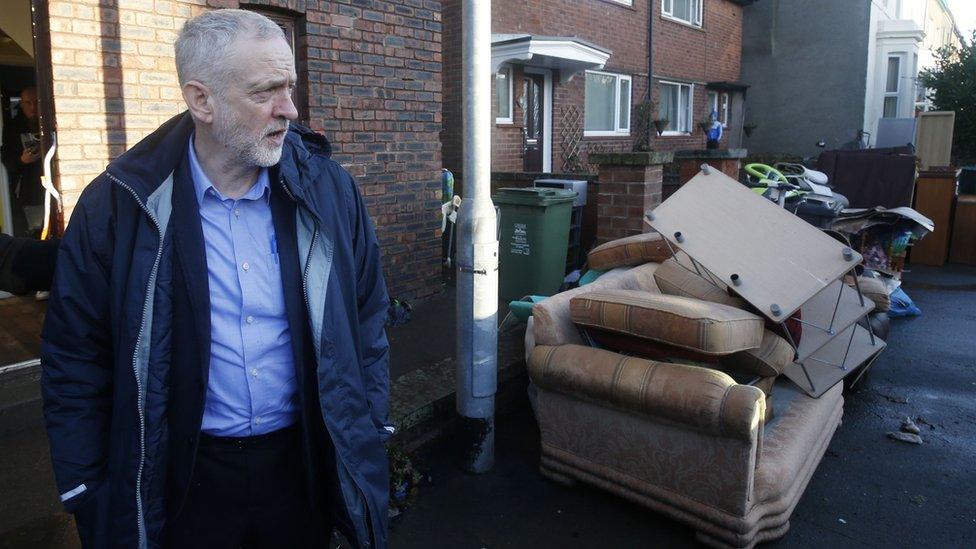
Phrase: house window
[
  {"left": 707, "top": 91, "right": 729, "bottom": 126},
  {"left": 658, "top": 81, "right": 693, "bottom": 134},
  {"left": 606, "top": 0, "right": 633, "bottom": 5},
  {"left": 883, "top": 55, "right": 901, "bottom": 118},
  {"left": 662, "top": 0, "right": 703, "bottom": 27},
  {"left": 584, "top": 71, "right": 632, "bottom": 136},
  {"left": 496, "top": 65, "right": 513, "bottom": 124}
]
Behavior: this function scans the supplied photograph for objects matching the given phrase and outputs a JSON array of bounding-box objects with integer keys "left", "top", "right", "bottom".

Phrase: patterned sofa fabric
[
  {"left": 530, "top": 343, "right": 845, "bottom": 548},
  {"left": 653, "top": 257, "right": 748, "bottom": 309},
  {"left": 587, "top": 231, "right": 672, "bottom": 271},
  {"left": 570, "top": 290, "right": 764, "bottom": 355},
  {"left": 531, "top": 263, "right": 661, "bottom": 348},
  {"left": 720, "top": 330, "right": 795, "bottom": 378},
  {"left": 529, "top": 345, "right": 764, "bottom": 440}
]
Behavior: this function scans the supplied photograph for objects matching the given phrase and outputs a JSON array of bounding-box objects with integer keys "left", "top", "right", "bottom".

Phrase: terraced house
[{"left": 441, "top": 0, "right": 753, "bottom": 177}]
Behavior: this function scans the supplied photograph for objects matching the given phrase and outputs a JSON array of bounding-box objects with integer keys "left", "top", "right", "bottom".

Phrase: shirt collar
[{"left": 188, "top": 134, "right": 270, "bottom": 206}]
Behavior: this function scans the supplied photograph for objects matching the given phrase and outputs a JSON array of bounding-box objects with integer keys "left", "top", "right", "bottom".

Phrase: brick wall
[
  {"left": 595, "top": 162, "right": 663, "bottom": 243},
  {"left": 46, "top": 0, "right": 443, "bottom": 300},
  {"left": 442, "top": 0, "right": 744, "bottom": 175},
  {"left": 442, "top": 0, "right": 651, "bottom": 176},
  {"left": 650, "top": 0, "right": 744, "bottom": 152}
]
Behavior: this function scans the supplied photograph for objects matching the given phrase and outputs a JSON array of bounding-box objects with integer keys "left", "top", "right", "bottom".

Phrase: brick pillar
[
  {"left": 670, "top": 149, "right": 748, "bottom": 200},
  {"left": 589, "top": 152, "right": 673, "bottom": 245}
]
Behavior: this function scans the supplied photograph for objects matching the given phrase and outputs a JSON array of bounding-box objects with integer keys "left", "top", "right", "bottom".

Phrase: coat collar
[{"left": 104, "top": 111, "right": 332, "bottom": 207}]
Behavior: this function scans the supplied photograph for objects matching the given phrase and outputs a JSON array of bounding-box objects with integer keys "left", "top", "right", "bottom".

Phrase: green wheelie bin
[{"left": 493, "top": 187, "right": 577, "bottom": 301}]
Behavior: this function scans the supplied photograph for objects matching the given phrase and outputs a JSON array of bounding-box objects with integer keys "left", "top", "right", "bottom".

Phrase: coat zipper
[
  {"left": 283, "top": 176, "right": 373, "bottom": 547},
  {"left": 107, "top": 172, "right": 161, "bottom": 549}
]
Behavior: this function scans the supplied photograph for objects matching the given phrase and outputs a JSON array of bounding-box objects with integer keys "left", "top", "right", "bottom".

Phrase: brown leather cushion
[
  {"left": 570, "top": 290, "right": 764, "bottom": 355},
  {"left": 653, "top": 258, "right": 748, "bottom": 309},
  {"left": 587, "top": 232, "right": 671, "bottom": 271},
  {"left": 720, "top": 330, "right": 795, "bottom": 377}
]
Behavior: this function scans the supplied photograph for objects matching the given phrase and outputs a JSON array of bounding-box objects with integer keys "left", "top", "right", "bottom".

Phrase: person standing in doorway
[{"left": 1, "top": 86, "right": 44, "bottom": 237}]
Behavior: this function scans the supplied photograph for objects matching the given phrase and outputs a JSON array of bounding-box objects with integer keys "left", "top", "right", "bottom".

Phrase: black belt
[{"left": 198, "top": 423, "right": 299, "bottom": 450}]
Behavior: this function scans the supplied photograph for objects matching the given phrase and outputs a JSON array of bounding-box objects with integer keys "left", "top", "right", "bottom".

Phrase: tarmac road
[{"left": 390, "top": 264, "right": 976, "bottom": 548}]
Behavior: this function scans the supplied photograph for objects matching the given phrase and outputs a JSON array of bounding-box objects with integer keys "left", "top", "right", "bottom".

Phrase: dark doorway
[
  {"left": 1, "top": 0, "right": 56, "bottom": 365},
  {"left": 522, "top": 73, "right": 545, "bottom": 172}
]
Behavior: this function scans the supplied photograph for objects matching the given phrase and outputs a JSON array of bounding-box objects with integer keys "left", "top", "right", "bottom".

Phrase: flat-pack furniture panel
[
  {"left": 647, "top": 168, "right": 862, "bottom": 321},
  {"left": 785, "top": 323, "right": 886, "bottom": 398},
  {"left": 795, "top": 279, "right": 875, "bottom": 361}
]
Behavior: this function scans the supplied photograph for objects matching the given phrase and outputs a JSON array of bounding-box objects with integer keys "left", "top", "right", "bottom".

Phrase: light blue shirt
[{"left": 188, "top": 137, "right": 298, "bottom": 437}]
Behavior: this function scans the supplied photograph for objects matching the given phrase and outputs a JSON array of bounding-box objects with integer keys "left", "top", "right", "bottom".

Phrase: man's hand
[{"left": 20, "top": 147, "right": 41, "bottom": 164}]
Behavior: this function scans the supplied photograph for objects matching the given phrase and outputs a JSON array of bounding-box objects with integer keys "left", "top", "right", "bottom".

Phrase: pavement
[
  {"left": 1, "top": 264, "right": 974, "bottom": 547},
  {"left": 390, "top": 264, "right": 976, "bottom": 548}
]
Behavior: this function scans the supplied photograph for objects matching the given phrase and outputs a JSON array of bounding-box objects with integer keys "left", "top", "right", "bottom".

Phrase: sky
[{"left": 945, "top": 0, "right": 976, "bottom": 42}]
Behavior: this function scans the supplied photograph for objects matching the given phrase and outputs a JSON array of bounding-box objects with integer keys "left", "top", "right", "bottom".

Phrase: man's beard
[{"left": 212, "top": 106, "right": 288, "bottom": 168}]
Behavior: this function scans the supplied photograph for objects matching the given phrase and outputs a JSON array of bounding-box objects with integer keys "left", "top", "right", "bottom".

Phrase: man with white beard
[{"left": 41, "top": 9, "right": 392, "bottom": 548}]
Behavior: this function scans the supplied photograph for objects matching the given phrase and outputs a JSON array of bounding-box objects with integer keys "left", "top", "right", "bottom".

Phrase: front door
[{"left": 522, "top": 73, "right": 545, "bottom": 172}]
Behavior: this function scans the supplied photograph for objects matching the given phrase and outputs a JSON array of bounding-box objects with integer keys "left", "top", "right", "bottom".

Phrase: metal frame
[{"left": 647, "top": 210, "right": 884, "bottom": 396}]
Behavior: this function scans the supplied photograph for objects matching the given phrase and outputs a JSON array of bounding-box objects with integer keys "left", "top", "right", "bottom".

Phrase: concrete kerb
[{"left": 387, "top": 320, "right": 527, "bottom": 453}]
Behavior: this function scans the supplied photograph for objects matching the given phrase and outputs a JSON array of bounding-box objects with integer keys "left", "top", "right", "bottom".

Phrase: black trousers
[{"left": 167, "top": 424, "right": 333, "bottom": 548}]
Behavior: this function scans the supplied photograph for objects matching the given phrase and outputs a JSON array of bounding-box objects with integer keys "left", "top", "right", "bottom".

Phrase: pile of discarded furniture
[{"left": 524, "top": 167, "right": 890, "bottom": 548}]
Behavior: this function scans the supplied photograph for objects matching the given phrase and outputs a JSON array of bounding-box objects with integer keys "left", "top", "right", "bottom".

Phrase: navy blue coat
[{"left": 41, "top": 112, "right": 392, "bottom": 548}]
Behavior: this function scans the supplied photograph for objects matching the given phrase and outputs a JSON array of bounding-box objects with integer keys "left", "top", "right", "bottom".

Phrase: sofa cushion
[
  {"left": 720, "top": 329, "right": 795, "bottom": 378},
  {"left": 587, "top": 231, "right": 671, "bottom": 271},
  {"left": 846, "top": 275, "right": 890, "bottom": 312},
  {"left": 532, "top": 263, "right": 662, "bottom": 348},
  {"left": 528, "top": 344, "right": 764, "bottom": 439},
  {"left": 570, "top": 289, "right": 764, "bottom": 355},
  {"left": 653, "top": 257, "right": 748, "bottom": 309}
]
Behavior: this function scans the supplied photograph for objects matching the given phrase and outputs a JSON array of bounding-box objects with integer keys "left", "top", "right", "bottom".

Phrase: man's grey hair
[{"left": 175, "top": 9, "right": 286, "bottom": 94}]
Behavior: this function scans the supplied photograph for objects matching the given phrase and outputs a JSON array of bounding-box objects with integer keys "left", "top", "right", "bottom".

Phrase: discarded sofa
[{"left": 526, "top": 232, "right": 844, "bottom": 548}]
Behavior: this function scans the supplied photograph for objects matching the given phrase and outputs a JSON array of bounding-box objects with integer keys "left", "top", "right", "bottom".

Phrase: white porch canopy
[{"left": 491, "top": 34, "right": 612, "bottom": 83}]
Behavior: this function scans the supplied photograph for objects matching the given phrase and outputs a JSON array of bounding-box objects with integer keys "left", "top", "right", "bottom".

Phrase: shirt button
[
  {"left": 246, "top": 315, "right": 255, "bottom": 324},
  {"left": 250, "top": 368, "right": 259, "bottom": 377},
  {"left": 234, "top": 208, "right": 241, "bottom": 217},
  {"left": 255, "top": 417, "right": 263, "bottom": 424},
  {"left": 242, "top": 262, "right": 250, "bottom": 272}
]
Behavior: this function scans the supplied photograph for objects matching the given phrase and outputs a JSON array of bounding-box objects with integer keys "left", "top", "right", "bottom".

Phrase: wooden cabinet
[
  {"left": 949, "top": 195, "right": 976, "bottom": 265},
  {"left": 911, "top": 171, "right": 956, "bottom": 266}
]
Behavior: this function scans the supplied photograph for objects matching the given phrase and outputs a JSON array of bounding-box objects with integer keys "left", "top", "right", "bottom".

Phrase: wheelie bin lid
[{"left": 492, "top": 187, "right": 578, "bottom": 206}]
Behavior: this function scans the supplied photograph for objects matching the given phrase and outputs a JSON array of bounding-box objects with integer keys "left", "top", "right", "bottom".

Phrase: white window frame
[
  {"left": 662, "top": 0, "right": 703, "bottom": 27},
  {"left": 707, "top": 91, "right": 729, "bottom": 128},
  {"left": 495, "top": 65, "right": 514, "bottom": 124},
  {"left": 583, "top": 70, "right": 632, "bottom": 137},
  {"left": 883, "top": 54, "right": 902, "bottom": 118},
  {"left": 604, "top": 0, "right": 633, "bottom": 6},
  {"left": 658, "top": 80, "right": 694, "bottom": 135}
]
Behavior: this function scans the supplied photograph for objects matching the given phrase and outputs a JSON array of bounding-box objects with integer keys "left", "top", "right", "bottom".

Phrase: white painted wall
[
  {"left": 864, "top": 0, "right": 925, "bottom": 144},
  {"left": 917, "top": 0, "right": 965, "bottom": 109}
]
